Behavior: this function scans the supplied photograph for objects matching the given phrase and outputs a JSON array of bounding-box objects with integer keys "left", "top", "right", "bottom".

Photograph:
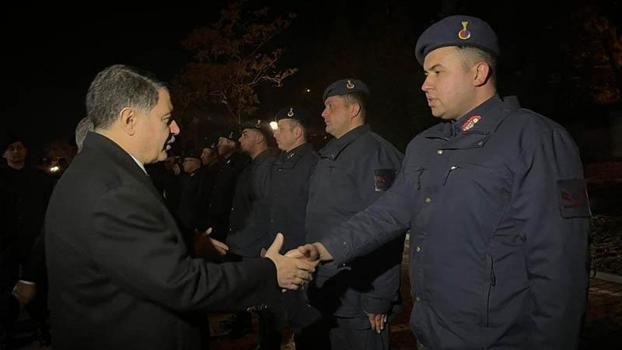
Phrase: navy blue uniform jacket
[
  {"left": 321, "top": 96, "right": 590, "bottom": 349},
  {"left": 307, "top": 125, "right": 405, "bottom": 318}
]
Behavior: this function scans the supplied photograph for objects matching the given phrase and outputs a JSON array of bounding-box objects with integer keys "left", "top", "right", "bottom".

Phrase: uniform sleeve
[
  {"left": 352, "top": 146, "right": 406, "bottom": 314},
  {"left": 321, "top": 141, "right": 417, "bottom": 274},
  {"left": 89, "top": 186, "right": 280, "bottom": 313},
  {"left": 513, "top": 128, "right": 589, "bottom": 349}
]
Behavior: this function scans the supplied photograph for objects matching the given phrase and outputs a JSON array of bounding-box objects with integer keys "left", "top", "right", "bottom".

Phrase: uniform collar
[
  {"left": 319, "top": 124, "right": 370, "bottom": 159},
  {"left": 282, "top": 142, "right": 313, "bottom": 161},
  {"left": 423, "top": 95, "right": 507, "bottom": 139}
]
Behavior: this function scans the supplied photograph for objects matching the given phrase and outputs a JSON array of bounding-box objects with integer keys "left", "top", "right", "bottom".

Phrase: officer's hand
[
  {"left": 12, "top": 281, "right": 37, "bottom": 306},
  {"left": 194, "top": 227, "right": 229, "bottom": 259},
  {"left": 265, "top": 233, "right": 318, "bottom": 290},
  {"left": 367, "top": 313, "right": 387, "bottom": 333},
  {"left": 292, "top": 243, "right": 333, "bottom": 262}
]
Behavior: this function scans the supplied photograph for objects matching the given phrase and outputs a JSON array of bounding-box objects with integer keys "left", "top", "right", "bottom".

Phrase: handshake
[
  {"left": 263, "top": 233, "right": 334, "bottom": 291},
  {"left": 196, "top": 228, "right": 334, "bottom": 291}
]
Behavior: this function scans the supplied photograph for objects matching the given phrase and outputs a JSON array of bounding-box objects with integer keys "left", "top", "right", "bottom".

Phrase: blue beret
[
  {"left": 241, "top": 119, "right": 274, "bottom": 142},
  {"left": 322, "top": 79, "right": 369, "bottom": 101},
  {"left": 415, "top": 15, "right": 499, "bottom": 65},
  {"left": 217, "top": 129, "right": 240, "bottom": 142},
  {"left": 275, "top": 106, "right": 311, "bottom": 127}
]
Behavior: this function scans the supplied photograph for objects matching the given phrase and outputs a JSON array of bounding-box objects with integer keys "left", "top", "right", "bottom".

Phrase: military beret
[
  {"left": 275, "top": 106, "right": 311, "bottom": 127},
  {"left": 322, "top": 79, "right": 370, "bottom": 101},
  {"left": 200, "top": 133, "right": 219, "bottom": 150},
  {"left": 415, "top": 15, "right": 499, "bottom": 65},
  {"left": 1, "top": 131, "right": 22, "bottom": 152},
  {"left": 217, "top": 129, "right": 240, "bottom": 142},
  {"left": 241, "top": 119, "right": 274, "bottom": 143}
]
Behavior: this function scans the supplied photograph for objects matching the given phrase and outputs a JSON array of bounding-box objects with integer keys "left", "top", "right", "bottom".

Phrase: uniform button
[
  {"left": 437, "top": 149, "right": 443, "bottom": 155},
  {"left": 415, "top": 246, "right": 421, "bottom": 252},
  {"left": 425, "top": 197, "right": 432, "bottom": 203},
  {"left": 450, "top": 165, "right": 457, "bottom": 170},
  {"left": 415, "top": 296, "right": 421, "bottom": 302},
  {"left": 478, "top": 141, "right": 484, "bottom": 146}
]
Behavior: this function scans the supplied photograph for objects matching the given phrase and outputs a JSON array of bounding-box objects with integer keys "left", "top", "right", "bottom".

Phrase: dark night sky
[{"left": 3, "top": 1, "right": 621, "bottom": 157}]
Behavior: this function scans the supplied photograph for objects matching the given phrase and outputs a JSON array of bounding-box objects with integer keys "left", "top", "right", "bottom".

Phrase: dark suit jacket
[{"left": 45, "top": 133, "right": 278, "bottom": 350}]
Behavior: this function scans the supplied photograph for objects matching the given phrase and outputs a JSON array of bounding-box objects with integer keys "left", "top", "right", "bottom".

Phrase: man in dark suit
[{"left": 45, "top": 64, "right": 317, "bottom": 350}]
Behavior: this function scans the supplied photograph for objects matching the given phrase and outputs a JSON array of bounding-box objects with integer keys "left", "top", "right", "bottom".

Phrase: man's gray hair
[
  {"left": 86, "top": 64, "right": 167, "bottom": 129},
  {"left": 75, "top": 117, "right": 94, "bottom": 153}
]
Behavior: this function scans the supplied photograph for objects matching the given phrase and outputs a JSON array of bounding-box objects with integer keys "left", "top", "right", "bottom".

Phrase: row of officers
[{"left": 149, "top": 78, "right": 405, "bottom": 350}]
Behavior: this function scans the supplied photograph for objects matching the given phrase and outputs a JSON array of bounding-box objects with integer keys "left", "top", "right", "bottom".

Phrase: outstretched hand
[{"left": 194, "top": 227, "right": 229, "bottom": 259}]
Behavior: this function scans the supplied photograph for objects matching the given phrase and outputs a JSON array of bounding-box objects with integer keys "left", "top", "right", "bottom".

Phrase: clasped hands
[{"left": 264, "top": 235, "right": 334, "bottom": 291}]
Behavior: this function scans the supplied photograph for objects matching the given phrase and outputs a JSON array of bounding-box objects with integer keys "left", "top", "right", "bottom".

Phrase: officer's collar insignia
[
  {"left": 287, "top": 107, "right": 294, "bottom": 117},
  {"left": 458, "top": 21, "right": 471, "bottom": 40},
  {"left": 346, "top": 80, "right": 355, "bottom": 89},
  {"left": 255, "top": 119, "right": 261, "bottom": 127},
  {"left": 287, "top": 151, "right": 295, "bottom": 159},
  {"left": 461, "top": 115, "right": 481, "bottom": 131}
]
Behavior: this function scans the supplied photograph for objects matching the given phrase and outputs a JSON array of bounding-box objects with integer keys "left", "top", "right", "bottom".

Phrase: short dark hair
[
  {"left": 342, "top": 92, "right": 367, "bottom": 119},
  {"left": 456, "top": 46, "right": 497, "bottom": 85},
  {"left": 86, "top": 64, "right": 167, "bottom": 129}
]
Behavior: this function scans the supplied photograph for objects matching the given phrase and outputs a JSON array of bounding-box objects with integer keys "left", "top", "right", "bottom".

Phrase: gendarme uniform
[
  {"left": 320, "top": 16, "right": 590, "bottom": 350},
  {"left": 268, "top": 107, "right": 319, "bottom": 253},
  {"left": 304, "top": 79, "right": 405, "bottom": 350},
  {"left": 227, "top": 120, "right": 276, "bottom": 258}
]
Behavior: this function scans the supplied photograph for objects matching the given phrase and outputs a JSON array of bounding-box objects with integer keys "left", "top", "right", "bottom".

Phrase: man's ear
[
  {"left": 294, "top": 125, "right": 303, "bottom": 139},
  {"left": 119, "top": 107, "right": 137, "bottom": 135},
  {"left": 350, "top": 102, "right": 362, "bottom": 119},
  {"left": 473, "top": 62, "right": 491, "bottom": 87}
]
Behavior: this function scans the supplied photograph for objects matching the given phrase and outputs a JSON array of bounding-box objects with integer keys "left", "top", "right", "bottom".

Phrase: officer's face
[
  {"left": 133, "top": 88, "right": 180, "bottom": 163},
  {"left": 421, "top": 46, "right": 479, "bottom": 120},
  {"left": 238, "top": 128, "right": 262, "bottom": 155},
  {"left": 200, "top": 147, "right": 217, "bottom": 165},
  {"left": 182, "top": 157, "right": 201, "bottom": 173},
  {"left": 321, "top": 95, "right": 355, "bottom": 139},
  {"left": 273, "top": 119, "right": 299, "bottom": 152},
  {"left": 3, "top": 141, "right": 27, "bottom": 166}
]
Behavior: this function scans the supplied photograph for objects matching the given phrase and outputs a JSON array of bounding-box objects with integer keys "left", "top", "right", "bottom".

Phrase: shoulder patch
[
  {"left": 557, "top": 179, "right": 591, "bottom": 218},
  {"left": 374, "top": 169, "right": 397, "bottom": 192}
]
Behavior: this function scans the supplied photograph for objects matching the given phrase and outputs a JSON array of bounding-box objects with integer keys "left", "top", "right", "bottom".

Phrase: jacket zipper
[{"left": 486, "top": 255, "right": 496, "bottom": 327}]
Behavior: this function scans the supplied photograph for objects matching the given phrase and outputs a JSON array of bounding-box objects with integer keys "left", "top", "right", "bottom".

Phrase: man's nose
[{"left": 169, "top": 120, "right": 180, "bottom": 135}]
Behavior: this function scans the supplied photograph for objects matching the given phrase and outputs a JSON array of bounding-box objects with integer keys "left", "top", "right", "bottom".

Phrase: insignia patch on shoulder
[
  {"left": 374, "top": 169, "right": 397, "bottom": 192},
  {"left": 557, "top": 179, "right": 591, "bottom": 218}
]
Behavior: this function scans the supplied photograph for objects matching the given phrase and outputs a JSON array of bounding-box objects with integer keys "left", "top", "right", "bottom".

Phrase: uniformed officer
[
  {"left": 227, "top": 119, "right": 276, "bottom": 258},
  {"left": 298, "top": 79, "right": 405, "bottom": 350},
  {"left": 258, "top": 107, "right": 320, "bottom": 349},
  {"left": 205, "top": 129, "right": 249, "bottom": 242},
  {"left": 269, "top": 107, "right": 318, "bottom": 252},
  {"left": 298, "top": 15, "right": 590, "bottom": 350}
]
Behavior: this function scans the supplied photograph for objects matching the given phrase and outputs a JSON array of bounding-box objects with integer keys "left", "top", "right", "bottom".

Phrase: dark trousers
[{"left": 296, "top": 315, "right": 390, "bottom": 350}]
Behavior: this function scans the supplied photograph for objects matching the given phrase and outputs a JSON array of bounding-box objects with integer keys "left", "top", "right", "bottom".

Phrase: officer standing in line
[
  {"left": 206, "top": 130, "right": 249, "bottom": 243},
  {"left": 297, "top": 15, "right": 590, "bottom": 349},
  {"left": 269, "top": 107, "right": 318, "bottom": 253},
  {"left": 226, "top": 119, "right": 276, "bottom": 259},
  {"left": 298, "top": 79, "right": 406, "bottom": 350},
  {"left": 260, "top": 106, "right": 320, "bottom": 349}
]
